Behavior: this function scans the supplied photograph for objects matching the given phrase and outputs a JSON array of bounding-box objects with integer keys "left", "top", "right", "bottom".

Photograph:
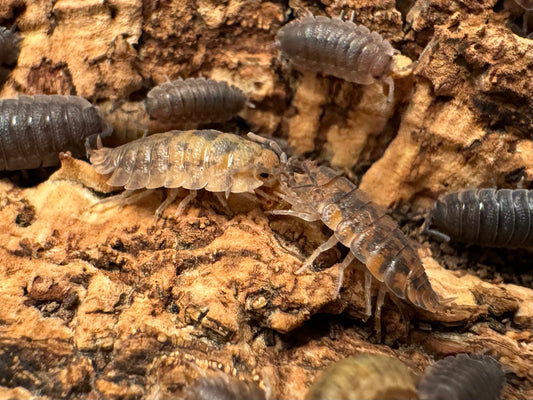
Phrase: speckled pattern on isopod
[
  {"left": 88, "top": 129, "right": 284, "bottom": 218},
  {"left": 273, "top": 160, "right": 449, "bottom": 336}
]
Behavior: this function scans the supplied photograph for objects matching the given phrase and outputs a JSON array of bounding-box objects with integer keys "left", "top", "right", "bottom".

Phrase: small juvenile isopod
[
  {"left": 276, "top": 15, "right": 396, "bottom": 92},
  {"left": 88, "top": 129, "right": 284, "bottom": 218},
  {"left": 0, "top": 95, "right": 112, "bottom": 171},
  {"left": 183, "top": 373, "right": 266, "bottom": 400},
  {"left": 0, "top": 25, "right": 21, "bottom": 66},
  {"left": 273, "top": 160, "right": 449, "bottom": 335},
  {"left": 418, "top": 353, "right": 505, "bottom": 400},
  {"left": 145, "top": 77, "right": 247, "bottom": 123},
  {"left": 305, "top": 354, "right": 418, "bottom": 400},
  {"left": 428, "top": 189, "right": 533, "bottom": 248}
]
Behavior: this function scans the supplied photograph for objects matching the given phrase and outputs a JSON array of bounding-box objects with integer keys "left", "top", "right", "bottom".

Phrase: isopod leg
[
  {"left": 296, "top": 234, "right": 339, "bottom": 274},
  {"left": 375, "top": 287, "right": 387, "bottom": 342},
  {"left": 269, "top": 209, "right": 321, "bottom": 222},
  {"left": 333, "top": 251, "right": 355, "bottom": 298},
  {"left": 154, "top": 188, "right": 179, "bottom": 222},
  {"left": 175, "top": 190, "right": 197, "bottom": 216},
  {"left": 214, "top": 192, "right": 232, "bottom": 215},
  {"left": 91, "top": 189, "right": 151, "bottom": 211},
  {"left": 364, "top": 271, "right": 373, "bottom": 320},
  {"left": 389, "top": 295, "right": 411, "bottom": 336},
  {"left": 384, "top": 76, "right": 395, "bottom": 103}
]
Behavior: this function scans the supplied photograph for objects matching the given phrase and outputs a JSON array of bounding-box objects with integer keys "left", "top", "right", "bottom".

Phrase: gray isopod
[
  {"left": 276, "top": 15, "right": 395, "bottom": 86},
  {"left": 145, "top": 77, "right": 247, "bottom": 123},
  {"left": 0, "top": 25, "right": 21, "bottom": 66},
  {"left": 429, "top": 188, "right": 533, "bottom": 248},
  {"left": 0, "top": 95, "right": 112, "bottom": 170},
  {"left": 183, "top": 374, "right": 266, "bottom": 400},
  {"left": 418, "top": 353, "right": 504, "bottom": 400}
]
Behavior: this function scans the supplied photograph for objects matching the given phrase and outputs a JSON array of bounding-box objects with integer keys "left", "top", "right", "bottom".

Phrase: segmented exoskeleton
[
  {"left": 418, "top": 353, "right": 504, "bottom": 400},
  {"left": 184, "top": 374, "right": 266, "bottom": 400},
  {"left": 305, "top": 354, "right": 417, "bottom": 400},
  {"left": 272, "top": 160, "right": 447, "bottom": 333},
  {"left": 0, "top": 25, "right": 21, "bottom": 66},
  {"left": 146, "top": 78, "right": 247, "bottom": 123},
  {"left": 429, "top": 189, "right": 533, "bottom": 248},
  {"left": 276, "top": 14, "right": 396, "bottom": 96},
  {"left": 0, "top": 95, "right": 111, "bottom": 171},
  {"left": 88, "top": 129, "right": 284, "bottom": 218}
]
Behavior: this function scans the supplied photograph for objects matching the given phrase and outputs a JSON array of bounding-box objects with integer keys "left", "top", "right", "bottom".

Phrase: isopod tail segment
[{"left": 271, "top": 159, "right": 454, "bottom": 337}]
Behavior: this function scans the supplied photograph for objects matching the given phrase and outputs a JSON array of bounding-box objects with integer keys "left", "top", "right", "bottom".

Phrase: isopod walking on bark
[
  {"left": 276, "top": 14, "right": 397, "bottom": 100},
  {"left": 418, "top": 353, "right": 505, "bottom": 400},
  {"left": 272, "top": 160, "right": 450, "bottom": 335},
  {"left": 0, "top": 95, "right": 112, "bottom": 171},
  {"left": 145, "top": 77, "right": 247, "bottom": 124},
  {"left": 87, "top": 129, "right": 285, "bottom": 220},
  {"left": 427, "top": 189, "right": 533, "bottom": 249}
]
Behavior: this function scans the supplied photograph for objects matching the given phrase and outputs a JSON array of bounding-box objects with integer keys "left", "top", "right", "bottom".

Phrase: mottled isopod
[
  {"left": 146, "top": 77, "right": 247, "bottom": 123},
  {"left": 183, "top": 374, "right": 266, "bottom": 400},
  {"left": 88, "top": 129, "right": 284, "bottom": 218},
  {"left": 0, "top": 25, "right": 21, "bottom": 66},
  {"left": 429, "top": 189, "right": 533, "bottom": 248},
  {"left": 0, "top": 95, "right": 112, "bottom": 171},
  {"left": 276, "top": 15, "right": 395, "bottom": 87},
  {"left": 305, "top": 354, "right": 418, "bottom": 400},
  {"left": 273, "top": 160, "right": 448, "bottom": 335},
  {"left": 418, "top": 353, "right": 505, "bottom": 400}
]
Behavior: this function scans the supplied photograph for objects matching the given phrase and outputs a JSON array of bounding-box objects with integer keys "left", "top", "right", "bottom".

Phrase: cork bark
[{"left": 0, "top": 0, "right": 532, "bottom": 399}]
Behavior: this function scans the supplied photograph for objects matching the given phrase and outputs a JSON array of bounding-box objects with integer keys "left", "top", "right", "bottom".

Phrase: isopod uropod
[
  {"left": 276, "top": 15, "right": 396, "bottom": 93},
  {"left": 88, "top": 129, "right": 284, "bottom": 218},
  {"left": 0, "top": 25, "right": 21, "bottom": 66},
  {"left": 273, "top": 160, "right": 447, "bottom": 333},
  {"left": 418, "top": 353, "right": 505, "bottom": 400},
  {"left": 184, "top": 374, "right": 266, "bottom": 400},
  {"left": 145, "top": 77, "right": 247, "bottom": 123},
  {"left": 429, "top": 189, "right": 533, "bottom": 248},
  {"left": 0, "top": 95, "right": 112, "bottom": 171},
  {"left": 305, "top": 354, "right": 418, "bottom": 400}
]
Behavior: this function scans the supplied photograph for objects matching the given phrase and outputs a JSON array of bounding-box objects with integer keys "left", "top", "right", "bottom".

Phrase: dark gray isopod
[
  {"left": 418, "top": 353, "right": 505, "bottom": 400},
  {"left": 183, "top": 374, "right": 266, "bottom": 400},
  {"left": 145, "top": 78, "right": 247, "bottom": 123},
  {"left": 430, "top": 188, "right": 533, "bottom": 248},
  {"left": 276, "top": 15, "right": 395, "bottom": 85},
  {"left": 0, "top": 25, "right": 21, "bottom": 66},
  {"left": 0, "top": 95, "right": 112, "bottom": 170}
]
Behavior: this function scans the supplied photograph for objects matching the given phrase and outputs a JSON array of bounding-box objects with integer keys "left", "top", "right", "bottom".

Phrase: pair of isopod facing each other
[
  {"left": 88, "top": 132, "right": 450, "bottom": 337},
  {"left": 305, "top": 353, "right": 504, "bottom": 400}
]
